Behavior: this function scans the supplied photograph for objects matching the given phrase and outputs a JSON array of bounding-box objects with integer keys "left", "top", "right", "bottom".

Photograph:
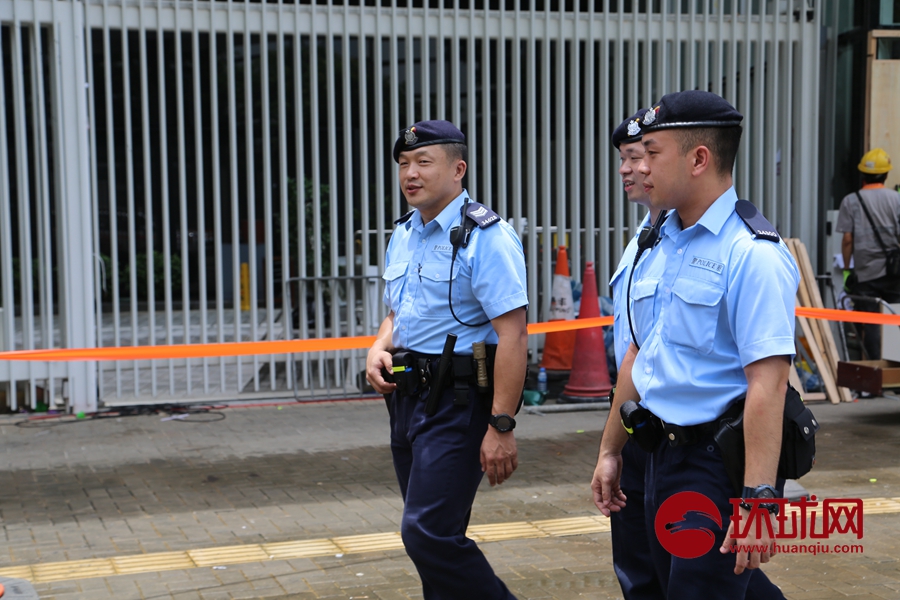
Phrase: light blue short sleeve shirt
[
  {"left": 629, "top": 187, "right": 800, "bottom": 426},
  {"left": 610, "top": 213, "right": 651, "bottom": 369},
  {"left": 382, "top": 190, "right": 529, "bottom": 355}
]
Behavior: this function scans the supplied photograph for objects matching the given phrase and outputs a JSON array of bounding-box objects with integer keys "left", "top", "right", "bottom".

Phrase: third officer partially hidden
[{"left": 366, "top": 120, "right": 529, "bottom": 599}]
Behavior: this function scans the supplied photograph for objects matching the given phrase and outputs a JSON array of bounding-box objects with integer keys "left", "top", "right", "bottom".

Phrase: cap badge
[
  {"left": 643, "top": 107, "right": 658, "bottom": 126},
  {"left": 627, "top": 120, "right": 641, "bottom": 137},
  {"left": 405, "top": 126, "right": 418, "bottom": 145}
]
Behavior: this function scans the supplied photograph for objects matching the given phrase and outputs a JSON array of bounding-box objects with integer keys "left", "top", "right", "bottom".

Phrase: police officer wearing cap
[
  {"left": 366, "top": 120, "right": 528, "bottom": 599},
  {"left": 602, "top": 108, "right": 666, "bottom": 600},
  {"left": 593, "top": 90, "right": 799, "bottom": 597},
  {"left": 837, "top": 148, "right": 900, "bottom": 360}
]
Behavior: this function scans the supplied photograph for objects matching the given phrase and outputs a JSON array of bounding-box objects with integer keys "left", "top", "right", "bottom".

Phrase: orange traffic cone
[
  {"left": 540, "top": 246, "right": 577, "bottom": 372},
  {"left": 558, "top": 262, "right": 613, "bottom": 403}
]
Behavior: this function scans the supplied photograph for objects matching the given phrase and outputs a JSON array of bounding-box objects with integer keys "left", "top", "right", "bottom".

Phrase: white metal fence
[{"left": 0, "top": 0, "right": 822, "bottom": 412}]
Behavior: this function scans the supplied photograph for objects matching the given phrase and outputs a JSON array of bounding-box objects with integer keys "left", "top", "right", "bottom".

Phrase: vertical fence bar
[
  {"left": 244, "top": 6, "right": 259, "bottom": 391},
  {"left": 277, "top": 0, "right": 289, "bottom": 390},
  {"left": 227, "top": 0, "right": 242, "bottom": 393},
  {"left": 260, "top": 14, "right": 275, "bottom": 391},
  {"left": 0, "top": 23, "right": 16, "bottom": 405},
  {"left": 32, "top": 25, "right": 54, "bottom": 403},
  {"left": 100, "top": 0, "right": 122, "bottom": 398},
  {"left": 210, "top": 13, "right": 226, "bottom": 393},
  {"left": 175, "top": 0, "right": 193, "bottom": 394},
  {"left": 309, "top": 24, "right": 324, "bottom": 388},
  {"left": 138, "top": 0, "right": 157, "bottom": 396},
  {"left": 193, "top": 0, "right": 209, "bottom": 393},
  {"left": 341, "top": 11, "right": 357, "bottom": 386},
  {"left": 157, "top": 0, "right": 175, "bottom": 396},
  {"left": 295, "top": 18, "right": 310, "bottom": 390},
  {"left": 585, "top": 2, "right": 596, "bottom": 273},
  {"left": 325, "top": 11, "right": 340, "bottom": 393},
  {"left": 87, "top": 12, "right": 103, "bottom": 402},
  {"left": 120, "top": 22, "right": 140, "bottom": 396}
]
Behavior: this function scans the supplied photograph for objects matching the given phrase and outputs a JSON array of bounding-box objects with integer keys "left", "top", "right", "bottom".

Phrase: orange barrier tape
[
  {"left": 795, "top": 306, "right": 900, "bottom": 326},
  {"left": 3, "top": 308, "right": 899, "bottom": 363},
  {"left": 0, "top": 317, "right": 614, "bottom": 362}
]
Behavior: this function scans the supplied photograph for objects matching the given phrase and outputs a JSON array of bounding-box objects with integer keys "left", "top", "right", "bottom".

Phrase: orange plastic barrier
[{"left": 3, "top": 308, "right": 900, "bottom": 363}]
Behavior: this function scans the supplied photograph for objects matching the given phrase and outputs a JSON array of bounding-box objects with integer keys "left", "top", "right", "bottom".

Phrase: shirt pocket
[
  {"left": 629, "top": 278, "right": 659, "bottom": 345},
  {"left": 664, "top": 278, "right": 725, "bottom": 355},
  {"left": 382, "top": 261, "right": 409, "bottom": 312},
  {"left": 419, "top": 261, "right": 462, "bottom": 311}
]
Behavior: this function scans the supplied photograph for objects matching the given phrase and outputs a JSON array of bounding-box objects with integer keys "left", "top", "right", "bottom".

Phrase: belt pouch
[
  {"left": 620, "top": 400, "right": 662, "bottom": 453},
  {"left": 713, "top": 412, "right": 746, "bottom": 497}
]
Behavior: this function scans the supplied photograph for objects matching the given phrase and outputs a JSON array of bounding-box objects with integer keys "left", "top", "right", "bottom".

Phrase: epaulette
[
  {"left": 393, "top": 210, "right": 414, "bottom": 225},
  {"left": 735, "top": 200, "right": 779, "bottom": 242},
  {"left": 464, "top": 201, "right": 501, "bottom": 229}
]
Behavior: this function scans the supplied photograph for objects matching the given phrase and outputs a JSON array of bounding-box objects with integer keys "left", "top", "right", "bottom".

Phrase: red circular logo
[{"left": 654, "top": 491, "right": 723, "bottom": 559}]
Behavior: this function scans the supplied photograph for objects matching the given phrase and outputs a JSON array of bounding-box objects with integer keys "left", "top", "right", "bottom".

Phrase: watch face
[
  {"left": 757, "top": 487, "right": 777, "bottom": 500},
  {"left": 493, "top": 414, "right": 514, "bottom": 432}
]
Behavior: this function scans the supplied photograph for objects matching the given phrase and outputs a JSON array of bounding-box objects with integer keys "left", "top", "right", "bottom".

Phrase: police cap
[
  {"left": 640, "top": 90, "right": 743, "bottom": 133},
  {"left": 393, "top": 120, "right": 467, "bottom": 162},
  {"left": 611, "top": 108, "right": 649, "bottom": 149}
]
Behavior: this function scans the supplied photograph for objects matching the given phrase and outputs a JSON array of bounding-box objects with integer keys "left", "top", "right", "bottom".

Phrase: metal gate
[{"left": 0, "top": 0, "right": 822, "bottom": 412}]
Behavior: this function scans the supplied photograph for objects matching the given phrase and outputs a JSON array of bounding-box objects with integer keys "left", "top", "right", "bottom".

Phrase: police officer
[
  {"left": 603, "top": 109, "right": 666, "bottom": 600},
  {"left": 366, "top": 120, "right": 528, "bottom": 599},
  {"left": 593, "top": 91, "right": 799, "bottom": 597}
]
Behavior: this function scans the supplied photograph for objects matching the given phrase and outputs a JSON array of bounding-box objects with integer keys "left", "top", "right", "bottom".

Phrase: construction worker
[{"left": 837, "top": 148, "right": 900, "bottom": 360}]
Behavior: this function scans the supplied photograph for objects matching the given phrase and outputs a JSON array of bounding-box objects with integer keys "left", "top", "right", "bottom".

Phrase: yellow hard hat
[{"left": 858, "top": 148, "right": 892, "bottom": 174}]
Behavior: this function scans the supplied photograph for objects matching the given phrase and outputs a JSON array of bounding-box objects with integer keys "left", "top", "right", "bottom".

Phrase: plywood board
[{"left": 869, "top": 60, "right": 900, "bottom": 191}]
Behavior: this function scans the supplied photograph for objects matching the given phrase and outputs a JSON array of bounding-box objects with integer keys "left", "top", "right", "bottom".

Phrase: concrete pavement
[{"left": 2, "top": 394, "right": 900, "bottom": 599}]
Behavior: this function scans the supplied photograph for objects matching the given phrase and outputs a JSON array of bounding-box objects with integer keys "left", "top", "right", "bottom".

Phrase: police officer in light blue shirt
[
  {"left": 366, "top": 120, "right": 528, "bottom": 600},
  {"left": 594, "top": 91, "right": 799, "bottom": 598},
  {"left": 603, "top": 109, "right": 666, "bottom": 600}
]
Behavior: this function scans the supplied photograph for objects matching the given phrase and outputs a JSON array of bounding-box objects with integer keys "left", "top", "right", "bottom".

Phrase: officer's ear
[
  {"left": 690, "top": 145, "right": 713, "bottom": 178},
  {"left": 453, "top": 158, "right": 467, "bottom": 183}
]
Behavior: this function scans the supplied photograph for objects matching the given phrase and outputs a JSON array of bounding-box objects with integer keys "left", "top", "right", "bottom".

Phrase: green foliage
[
  {"left": 282, "top": 177, "right": 331, "bottom": 277},
  {"left": 100, "top": 251, "right": 182, "bottom": 301}
]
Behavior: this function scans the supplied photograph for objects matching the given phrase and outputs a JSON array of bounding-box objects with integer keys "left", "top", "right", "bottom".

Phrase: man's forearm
[
  {"left": 373, "top": 313, "right": 395, "bottom": 353},
  {"left": 491, "top": 329, "right": 528, "bottom": 416},
  {"left": 600, "top": 343, "right": 638, "bottom": 456},
  {"left": 490, "top": 308, "right": 528, "bottom": 416},
  {"left": 743, "top": 356, "right": 788, "bottom": 488},
  {"left": 842, "top": 234, "right": 853, "bottom": 272}
]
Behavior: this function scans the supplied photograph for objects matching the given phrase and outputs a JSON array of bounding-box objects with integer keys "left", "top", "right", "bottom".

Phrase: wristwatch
[
  {"left": 489, "top": 413, "right": 517, "bottom": 433},
  {"left": 740, "top": 484, "right": 780, "bottom": 514}
]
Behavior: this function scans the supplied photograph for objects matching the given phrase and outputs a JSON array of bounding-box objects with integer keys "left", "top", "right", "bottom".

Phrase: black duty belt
[
  {"left": 389, "top": 347, "right": 496, "bottom": 405},
  {"left": 654, "top": 400, "right": 745, "bottom": 448}
]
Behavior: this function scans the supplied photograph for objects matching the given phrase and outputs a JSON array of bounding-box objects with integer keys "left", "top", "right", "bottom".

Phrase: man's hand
[
  {"left": 591, "top": 452, "right": 627, "bottom": 516},
  {"left": 366, "top": 313, "right": 397, "bottom": 395},
  {"left": 481, "top": 427, "right": 518, "bottom": 486},
  {"left": 720, "top": 506, "right": 777, "bottom": 574},
  {"left": 365, "top": 347, "right": 396, "bottom": 395}
]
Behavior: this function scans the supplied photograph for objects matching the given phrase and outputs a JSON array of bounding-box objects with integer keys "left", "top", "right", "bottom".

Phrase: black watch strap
[
  {"left": 740, "top": 484, "right": 780, "bottom": 513},
  {"left": 489, "top": 413, "right": 516, "bottom": 432}
]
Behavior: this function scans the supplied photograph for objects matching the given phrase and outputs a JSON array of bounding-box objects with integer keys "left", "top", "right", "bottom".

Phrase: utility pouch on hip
[
  {"left": 779, "top": 385, "right": 818, "bottom": 480},
  {"left": 620, "top": 400, "right": 663, "bottom": 453},
  {"left": 713, "top": 384, "right": 819, "bottom": 496}
]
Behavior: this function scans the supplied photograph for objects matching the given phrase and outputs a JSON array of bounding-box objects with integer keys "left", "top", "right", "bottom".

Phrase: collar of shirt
[
  {"left": 407, "top": 189, "right": 471, "bottom": 233},
  {"left": 661, "top": 186, "right": 738, "bottom": 240},
  {"left": 861, "top": 183, "right": 886, "bottom": 191}
]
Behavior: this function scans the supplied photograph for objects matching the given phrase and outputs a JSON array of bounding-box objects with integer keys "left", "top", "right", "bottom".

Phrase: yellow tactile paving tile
[
  {"left": 0, "top": 566, "right": 34, "bottom": 580},
  {"left": 4, "top": 499, "right": 896, "bottom": 585},
  {"left": 467, "top": 521, "right": 546, "bottom": 543},
  {"left": 32, "top": 558, "right": 117, "bottom": 583},
  {"left": 188, "top": 544, "right": 270, "bottom": 567},
  {"left": 533, "top": 516, "right": 611, "bottom": 537},
  {"left": 112, "top": 551, "right": 195, "bottom": 574},
  {"left": 333, "top": 532, "right": 405, "bottom": 553},
  {"left": 862, "top": 497, "right": 900, "bottom": 514},
  {"left": 263, "top": 539, "right": 341, "bottom": 560}
]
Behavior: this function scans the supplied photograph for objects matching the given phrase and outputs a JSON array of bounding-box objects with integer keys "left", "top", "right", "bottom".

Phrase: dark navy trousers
[
  {"left": 642, "top": 434, "right": 786, "bottom": 600},
  {"left": 611, "top": 439, "right": 666, "bottom": 599},
  {"left": 390, "top": 386, "right": 516, "bottom": 600}
]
